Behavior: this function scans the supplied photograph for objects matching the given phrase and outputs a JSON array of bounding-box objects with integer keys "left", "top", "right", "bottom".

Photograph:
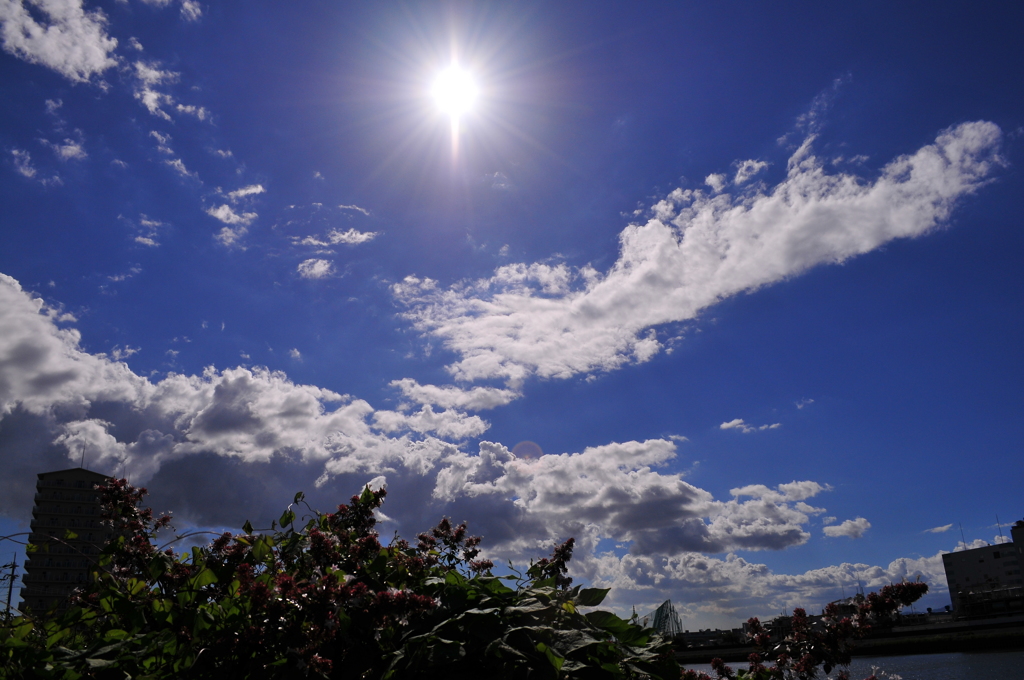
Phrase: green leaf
[
  {"left": 293, "top": 491, "right": 305, "bottom": 504},
  {"left": 191, "top": 568, "right": 218, "bottom": 588},
  {"left": 575, "top": 587, "right": 610, "bottom": 607},
  {"left": 103, "top": 629, "right": 130, "bottom": 642},
  {"left": 252, "top": 535, "right": 274, "bottom": 562},
  {"left": 63, "top": 530, "right": 78, "bottom": 541},
  {"left": 536, "top": 642, "right": 565, "bottom": 672},
  {"left": 148, "top": 552, "right": 173, "bottom": 580},
  {"left": 279, "top": 509, "right": 296, "bottom": 527},
  {"left": 242, "top": 519, "right": 254, "bottom": 535}
]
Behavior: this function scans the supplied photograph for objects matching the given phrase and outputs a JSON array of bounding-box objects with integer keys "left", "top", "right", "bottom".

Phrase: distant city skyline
[{"left": 2, "top": 1, "right": 1023, "bottom": 628}]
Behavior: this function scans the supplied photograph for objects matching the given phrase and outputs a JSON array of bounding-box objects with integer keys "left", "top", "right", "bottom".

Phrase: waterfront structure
[
  {"left": 639, "top": 599, "right": 684, "bottom": 637},
  {"left": 941, "top": 519, "right": 1024, "bottom": 617},
  {"left": 18, "top": 468, "right": 112, "bottom": 616}
]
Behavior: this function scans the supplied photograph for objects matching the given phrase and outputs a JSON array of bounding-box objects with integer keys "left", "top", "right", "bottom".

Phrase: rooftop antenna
[
  {"left": 79, "top": 442, "right": 86, "bottom": 469},
  {"left": 997, "top": 515, "right": 1005, "bottom": 543},
  {"left": 959, "top": 523, "right": 968, "bottom": 551}
]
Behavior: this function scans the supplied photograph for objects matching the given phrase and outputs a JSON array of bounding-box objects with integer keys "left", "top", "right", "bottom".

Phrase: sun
[{"left": 432, "top": 64, "right": 478, "bottom": 120}]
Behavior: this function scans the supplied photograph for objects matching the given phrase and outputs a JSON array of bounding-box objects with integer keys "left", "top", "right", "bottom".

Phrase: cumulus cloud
[
  {"left": 297, "top": 259, "right": 333, "bottom": 279},
  {"left": 0, "top": 272, "right": 937, "bottom": 628},
  {"left": 207, "top": 204, "right": 256, "bottom": 226},
  {"left": 720, "top": 418, "right": 781, "bottom": 433},
  {"left": 394, "top": 122, "right": 1003, "bottom": 387},
  {"left": 704, "top": 173, "right": 726, "bottom": 193},
  {"left": 431, "top": 439, "right": 831, "bottom": 559},
  {"left": 0, "top": 0, "right": 118, "bottom": 83},
  {"left": 823, "top": 517, "right": 871, "bottom": 538},
  {"left": 586, "top": 546, "right": 947, "bottom": 629},
  {"left": 734, "top": 159, "right": 769, "bottom": 185},
  {"left": 389, "top": 378, "right": 519, "bottom": 411}
]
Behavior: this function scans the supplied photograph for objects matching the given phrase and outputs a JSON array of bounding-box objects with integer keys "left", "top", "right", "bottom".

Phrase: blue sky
[{"left": 2, "top": 1, "right": 1023, "bottom": 628}]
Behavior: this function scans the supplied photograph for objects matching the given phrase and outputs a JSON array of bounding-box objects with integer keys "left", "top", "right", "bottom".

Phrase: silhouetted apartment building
[
  {"left": 19, "top": 468, "right": 112, "bottom": 615},
  {"left": 942, "top": 519, "right": 1024, "bottom": 618}
]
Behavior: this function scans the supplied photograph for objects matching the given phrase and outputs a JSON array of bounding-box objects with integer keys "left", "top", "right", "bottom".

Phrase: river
[{"left": 681, "top": 649, "right": 1024, "bottom": 678}]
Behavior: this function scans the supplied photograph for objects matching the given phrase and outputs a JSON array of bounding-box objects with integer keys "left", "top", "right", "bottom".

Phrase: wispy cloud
[
  {"left": 295, "top": 228, "right": 378, "bottom": 247},
  {"left": 41, "top": 137, "right": 86, "bottom": 161},
  {"left": 925, "top": 524, "right": 953, "bottom": 534},
  {"left": 226, "top": 184, "right": 265, "bottom": 202},
  {"left": 394, "top": 121, "right": 1003, "bottom": 387},
  {"left": 720, "top": 418, "right": 780, "bottom": 434},
  {"left": 10, "top": 148, "right": 61, "bottom": 185},
  {"left": 164, "top": 158, "right": 196, "bottom": 178},
  {"left": 338, "top": 204, "right": 370, "bottom": 216}
]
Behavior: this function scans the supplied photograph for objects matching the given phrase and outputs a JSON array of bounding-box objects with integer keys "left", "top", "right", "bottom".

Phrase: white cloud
[
  {"left": 823, "top": 517, "right": 871, "bottom": 538},
  {"left": 288, "top": 348, "right": 301, "bottom": 360},
  {"left": 129, "top": 213, "right": 166, "bottom": 247},
  {"left": 132, "top": 61, "right": 206, "bottom": 121},
  {"left": 925, "top": 523, "right": 953, "bottom": 534},
  {"left": 10, "top": 148, "right": 61, "bottom": 185},
  {"left": 373, "top": 405, "right": 489, "bottom": 441},
  {"left": 11, "top": 148, "right": 36, "bottom": 178},
  {"left": 174, "top": 103, "right": 208, "bottom": 120},
  {"left": 0, "top": 0, "right": 118, "bottom": 83},
  {"left": 586, "top": 547, "right": 946, "bottom": 630},
  {"left": 734, "top": 159, "right": 769, "bottom": 185},
  {"left": 0, "top": 271, "right": 938, "bottom": 629},
  {"left": 720, "top": 418, "right": 780, "bottom": 433},
  {"left": 206, "top": 204, "right": 256, "bottom": 226},
  {"left": 109, "top": 345, "right": 140, "bottom": 361},
  {"left": 704, "top": 173, "right": 726, "bottom": 192},
  {"left": 338, "top": 203, "right": 370, "bottom": 215},
  {"left": 389, "top": 378, "right": 519, "bottom": 411},
  {"left": 297, "top": 258, "right": 333, "bottom": 279},
  {"left": 214, "top": 226, "right": 246, "bottom": 247},
  {"left": 165, "top": 158, "right": 196, "bottom": 178},
  {"left": 213, "top": 149, "right": 233, "bottom": 158},
  {"left": 41, "top": 137, "right": 86, "bottom": 160},
  {"left": 179, "top": 0, "right": 200, "bottom": 21},
  {"left": 395, "top": 122, "right": 1003, "bottom": 387},
  {"left": 295, "top": 228, "right": 378, "bottom": 247},
  {"left": 134, "top": 60, "right": 177, "bottom": 86},
  {"left": 795, "top": 398, "right": 814, "bottom": 409},
  {"left": 226, "top": 184, "right": 265, "bottom": 202}
]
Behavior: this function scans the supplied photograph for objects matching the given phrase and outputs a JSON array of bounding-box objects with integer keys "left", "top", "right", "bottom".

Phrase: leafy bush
[{"left": 1, "top": 480, "right": 679, "bottom": 679}]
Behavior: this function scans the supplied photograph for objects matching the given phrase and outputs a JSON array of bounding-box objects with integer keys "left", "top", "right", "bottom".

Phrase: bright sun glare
[{"left": 432, "top": 65, "right": 478, "bottom": 119}]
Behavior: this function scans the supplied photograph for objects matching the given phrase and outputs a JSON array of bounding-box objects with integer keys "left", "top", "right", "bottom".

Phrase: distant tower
[
  {"left": 647, "top": 600, "right": 684, "bottom": 637},
  {"left": 19, "top": 468, "right": 112, "bottom": 616}
]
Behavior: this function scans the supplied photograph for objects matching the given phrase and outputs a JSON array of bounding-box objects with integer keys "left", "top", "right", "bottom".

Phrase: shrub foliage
[
  {"left": 1, "top": 480, "right": 926, "bottom": 679},
  {"left": 1, "top": 481, "right": 679, "bottom": 679}
]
